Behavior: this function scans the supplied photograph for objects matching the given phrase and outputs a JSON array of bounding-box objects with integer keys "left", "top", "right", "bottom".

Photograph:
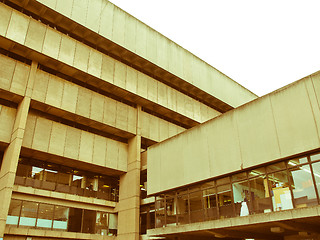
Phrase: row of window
[
  {"left": 15, "top": 157, "right": 119, "bottom": 201},
  {"left": 155, "top": 152, "right": 320, "bottom": 227},
  {"left": 7, "top": 199, "right": 117, "bottom": 236}
]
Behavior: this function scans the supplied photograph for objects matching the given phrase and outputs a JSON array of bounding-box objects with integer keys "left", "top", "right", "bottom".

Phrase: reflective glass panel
[
  {"left": 203, "top": 187, "right": 218, "bottom": 220},
  {"left": 166, "top": 197, "right": 177, "bottom": 225},
  {"left": 217, "top": 184, "right": 233, "bottom": 218},
  {"left": 19, "top": 201, "right": 38, "bottom": 227},
  {"left": 268, "top": 170, "right": 293, "bottom": 211},
  {"left": 108, "top": 214, "right": 117, "bottom": 236},
  {"left": 289, "top": 164, "right": 317, "bottom": 208},
  {"left": 249, "top": 176, "right": 272, "bottom": 214},
  {"left": 311, "top": 161, "right": 320, "bottom": 203},
  {"left": 96, "top": 212, "right": 108, "bottom": 235},
  {"left": 37, "top": 204, "right": 54, "bottom": 229},
  {"left": 266, "top": 162, "right": 286, "bottom": 173},
  {"left": 288, "top": 157, "right": 308, "bottom": 167},
  {"left": 232, "top": 180, "right": 249, "bottom": 216},
  {"left": 155, "top": 198, "right": 165, "bottom": 228},
  {"left": 176, "top": 193, "right": 189, "bottom": 225},
  {"left": 53, "top": 206, "right": 69, "bottom": 230},
  {"left": 248, "top": 167, "right": 266, "bottom": 178},
  {"left": 311, "top": 153, "right": 320, "bottom": 162},
  {"left": 232, "top": 172, "right": 247, "bottom": 182},
  {"left": 6, "top": 199, "right": 22, "bottom": 226},
  {"left": 189, "top": 190, "right": 204, "bottom": 223}
]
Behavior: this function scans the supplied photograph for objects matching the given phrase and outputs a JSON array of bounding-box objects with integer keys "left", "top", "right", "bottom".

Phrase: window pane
[
  {"left": 56, "top": 165, "right": 72, "bottom": 185},
  {"left": 45, "top": 163, "right": 59, "bottom": 183},
  {"left": 19, "top": 201, "right": 38, "bottom": 227},
  {"left": 232, "top": 180, "right": 249, "bottom": 216},
  {"left": 108, "top": 214, "right": 117, "bottom": 236},
  {"left": 248, "top": 167, "right": 266, "bottom": 178},
  {"left": 217, "top": 184, "right": 233, "bottom": 218},
  {"left": 53, "top": 206, "right": 69, "bottom": 230},
  {"left": 216, "top": 177, "right": 230, "bottom": 186},
  {"left": 37, "top": 204, "right": 54, "bottom": 229},
  {"left": 268, "top": 170, "right": 293, "bottom": 211},
  {"left": 289, "top": 164, "right": 317, "bottom": 208},
  {"left": 232, "top": 172, "right": 247, "bottom": 182},
  {"left": 82, "top": 210, "right": 96, "bottom": 234},
  {"left": 311, "top": 153, "right": 320, "bottom": 162},
  {"left": 203, "top": 187, "right": 218, "bottom": 220},
  {"left": 96, "top": 212, "right": 108, "bottom": 235},
  {"left": 189, "top": 190, "right": 204, "bottom": 223},
  {"left": 176, "top": 194, "right": 188, "bottom": 225},
  {"left": 288, "top": 157, "right": 308, "bottom": 167},
  {"left": 166, "top": 197, "right": 177, "bottom": 225},
  {"left": 6, "top": 199, "right": 22, "bottom": 226},
  {"left": 266, "top": 162, "right": 286, "bottom": 173},
  {"left": 311, "top": 162, "right": 320, "bottom": 203},
  {"left": 155, "top": 199, "right": 165, "bottom": 227},
  {"left": 249, "top": 176, "right": 272, "bottom": 214}
]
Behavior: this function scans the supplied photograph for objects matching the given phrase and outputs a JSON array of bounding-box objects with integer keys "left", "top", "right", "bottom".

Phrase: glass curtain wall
[
  {"left": 154, "top": 151, "right": 320, "bottom": 227},
  {"left": 15, "top": 157, "right": 119, "bottom": 201},
  {"left": 6, "top": 199, "right": 117, "bottom": 236}
]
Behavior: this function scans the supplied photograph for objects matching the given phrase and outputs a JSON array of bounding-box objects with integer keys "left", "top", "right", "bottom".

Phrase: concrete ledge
[
  {"left": 4, "top": 226, "right": 116, "bottom": 240},
  {"left": 148, "top": 205, "right": 320, "bottom": 236}
]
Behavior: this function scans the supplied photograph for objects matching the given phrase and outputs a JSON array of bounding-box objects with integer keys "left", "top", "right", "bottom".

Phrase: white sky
[{"left": 109, "top": 0, "right": 320, "bottom": 96}]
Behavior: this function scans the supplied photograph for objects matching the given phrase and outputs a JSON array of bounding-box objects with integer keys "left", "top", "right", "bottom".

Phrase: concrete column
[
  {"left": 0, "top": 61, "right": 37, "bottom": 237},
  {"left": 117, "top": 106, "right": 142, "bottom": 240}
]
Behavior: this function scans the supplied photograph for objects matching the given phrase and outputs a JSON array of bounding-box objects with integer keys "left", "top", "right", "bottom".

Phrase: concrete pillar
[
  {"left": 0, "top": 61, "right": 37, "bottom": 237},
  {"left": 117, "top": 106, "right": 142, "bottom": 240}
]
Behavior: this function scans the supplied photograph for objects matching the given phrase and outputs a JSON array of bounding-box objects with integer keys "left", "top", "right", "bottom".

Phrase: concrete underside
[{"left": 148, "top": 205, "right": 320, "bottom": 240}]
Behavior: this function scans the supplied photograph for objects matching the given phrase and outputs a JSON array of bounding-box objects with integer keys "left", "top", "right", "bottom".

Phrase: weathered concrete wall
[
  {"left": 147, "top": 73, "right": 320, "bottom": 195},
  {"left": 32, "top": 0, "right": 257, "bottom": 108},
  {"left": 22, "top": 113, "right": 128, "bottom": 172},
  {"left": 0, "top": 2, "right": 222, "bottom": 124}
]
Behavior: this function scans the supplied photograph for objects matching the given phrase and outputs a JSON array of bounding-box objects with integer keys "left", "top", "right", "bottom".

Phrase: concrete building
[
  {"left": 1, "top": 1, "right": 318, "bottom": 240},
  {"left": 0, "top": 1, "right": 256, "bottom": 240}
]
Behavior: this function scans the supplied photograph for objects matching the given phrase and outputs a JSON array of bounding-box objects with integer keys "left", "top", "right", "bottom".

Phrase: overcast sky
[{"left": 109, "top": 0, "right": 320, "bottom": 96}]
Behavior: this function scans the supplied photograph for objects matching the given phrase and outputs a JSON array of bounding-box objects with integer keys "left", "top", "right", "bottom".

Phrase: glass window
[
  {"left": 108, "top": 214, "right": 117, "bottom": 236},
  {"left": 268, "top": 170, "right": 293, "bottom": 211},
  {"left": 176, "top": 192, "right": 188, "bottom": 225},
  {"left": 289, "top": 164, "right": 317, "bottom": 208},
  {"left": 44, "top": 163, "right": 59, "bottom": 183},
  {"left": 189, "top": 190, "right": 204, "bottom": 223},
  {"left": 6, "top": 199, "right": 22, "bottom": 226},
  {"left": 267, "top": 162, "right": 286, "bottom": 173},
  {"left": 216, "top": 177, "right": 230, "bottom": 186},
  {"left": 311, "top": 162, "right": 320, "bottom": 204},
  {"left": 96, "top": 212, "right": 108, "bottom": 235},
  {"left": 311, "top": 153, "right": 320, "bottom": 162},
  {"left": 37, "top": 203, "right": 54, "bottom": 229},
  {"left": 232, "top": 172, "right": 247, "bottom": 182},
  {"left": 82, "top": 210, "right": 96, "bottom": 234},
  {"left": 166, "top": 197, "right": 176, "bottom": 225},
  {"left": 203, "top": 187, "right": 218, "bottom": 220},
  {"left": 155, "top": 198, "right": 165, "bottom": 227},
  {"left": 19, "top": 201, "right": 38, "bottom": 227},
  {"left": 56, "top": 166, "right": 72, "bottom": 185},
  {"left": 249, "top": 176, "right": 272, "bottom": 214},
  {"left": 232, "top": 180, "right": 249, "bottom": 216},
  {"left": 53, "top": 206, "right": 69, "bottom": 230},
  {"left": 217, "top": 184, "right": 233, "bottom": 218},
  {"left": 71, "top": 170, "right": 83, "bottom": 188},
  {"left": 288, "top": 157, "right": 308, "bottom": 166},
  {"left": 248, "top": 167, "right": 266, "bottom": 178}
]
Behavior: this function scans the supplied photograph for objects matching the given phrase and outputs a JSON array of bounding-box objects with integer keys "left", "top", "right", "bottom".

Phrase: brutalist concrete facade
[{"left": 0, "top": 1, "right": 257, "bottom": 240}]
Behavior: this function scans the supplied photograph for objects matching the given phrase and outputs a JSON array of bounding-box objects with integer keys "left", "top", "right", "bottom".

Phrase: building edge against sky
[
  {"left": 0, "top": 1, "right": 319, "bottom": 240},
  {"left": 0, "top": 0, "right": 256, "bottom": 240}
]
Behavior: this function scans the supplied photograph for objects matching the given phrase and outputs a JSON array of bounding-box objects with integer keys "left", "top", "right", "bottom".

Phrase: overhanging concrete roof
[{"left": 147, "top": 71, "right": 320, "bottom": 195}]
